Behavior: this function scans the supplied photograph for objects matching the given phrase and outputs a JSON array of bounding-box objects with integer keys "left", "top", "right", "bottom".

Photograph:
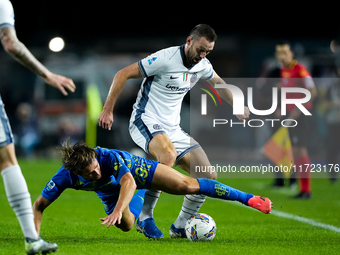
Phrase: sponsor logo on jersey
[{"left": 165, "top": 84, "right": 190, "bottom": 93}]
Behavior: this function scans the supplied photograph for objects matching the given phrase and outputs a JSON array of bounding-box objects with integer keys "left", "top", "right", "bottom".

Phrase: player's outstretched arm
[
  {"left": 100, "top": 172, "right": 137, "bottom": 228},
  {"left": 98, "top": 62, "right": 142, "bottom": 130},
  {"left": 208, "top": 70, "right": 233, "bottom": 105},
  {"left": 209, "top": 70, "right": 250, "bottom": 121},
  {"left": 32, "top": 195, "right": 52, "bottom": 235},
  {"left": 0, "top": 26, "right": 75, "bottom": 96}
]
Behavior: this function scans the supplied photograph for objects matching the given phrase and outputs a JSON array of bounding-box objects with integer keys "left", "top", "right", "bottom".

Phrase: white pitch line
[
  {"left": 270, "top": 209, "right": 340, "bottom": 233},
  {"left": 210, "top": 198, "right": 340, "bottom": 233}
]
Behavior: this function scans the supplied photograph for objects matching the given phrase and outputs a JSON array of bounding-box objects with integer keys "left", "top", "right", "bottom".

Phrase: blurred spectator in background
[
  {"left": 324, "top": 65, "right": 340, "bottom": 183},
  {"left": 57, "top": 117, "right": 82, "bottom": 146},
  {"left": 13, "top": 102, "right": 39, "bottom": 158}
]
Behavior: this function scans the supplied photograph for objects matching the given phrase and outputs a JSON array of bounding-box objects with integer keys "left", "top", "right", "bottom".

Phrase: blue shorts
[
  {"left": 131, "top": 157, "right": 158, "bottom": 189},
  {"left": 103, "top": 157, "right": 158, "bottom": 214},
  {"left": 0, "top": 95, "right": 14, "bottom": 148},
  {"left": 102, "top": 193, "right": 120, "bottom": 215}
]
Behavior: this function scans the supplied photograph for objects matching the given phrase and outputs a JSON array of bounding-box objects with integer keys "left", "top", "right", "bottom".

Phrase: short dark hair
[
  {"left": 190, "top": 24, "right": 217, "bottom": 42},
  {"left": 58, "top": 138, "right": 98, "bottom": 175},
  {"left": 276, "top": 40, "right": 292, "bottom": 50}
]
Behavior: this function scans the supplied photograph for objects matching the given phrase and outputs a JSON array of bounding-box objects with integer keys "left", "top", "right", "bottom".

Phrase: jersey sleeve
[
  {"left": 116, "top": 156, "right": 131, "bottom": 183},
  {"left": 102, "top": 150, "right": 132, "bottom": 183},
  {"left": 200, "top": 58, "right": 214, "bottom": 80},
  {"left": 112, "top": 153, "right": 131, "bottom": 183},
  {"left": 41, "top": 168, "right": 73, "bottom": 202},
  {"left": 0, "top": 0, "right": 15, "bottom": 29},
  {"left": 138, "top": 49, "right": 168, "bottom": 78},
  {"left": 298, "top": 64, "right": 315, "bottom": 89}
]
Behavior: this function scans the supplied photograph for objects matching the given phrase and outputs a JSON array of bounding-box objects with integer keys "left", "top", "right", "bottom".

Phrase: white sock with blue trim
[
  {"left": 1, "top": 165, "right": 39, "bottom": 240},
  {"left": 173, "top": 194, "right": 206, "bottom": 229},
  {"left": 138, "top": 189, "right": 161, "bottom": 221}
]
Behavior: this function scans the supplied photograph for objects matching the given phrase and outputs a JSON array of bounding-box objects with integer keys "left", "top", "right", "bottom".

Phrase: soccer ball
[{"left": 184, "top": 213, "right": 216, "bottom": 241}]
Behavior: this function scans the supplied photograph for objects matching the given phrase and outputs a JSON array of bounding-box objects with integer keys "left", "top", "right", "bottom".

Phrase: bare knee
[
  {"left": 175, "top": 178, "right": 198, "bottom": 195},
  {"left": 148, "top": 134, "right": 177, "bottom": 167},
  {"left": 116, "top": 221, "right": 134, "bottom": 232},
  {"left": 0, "top": 161, "right": 15, "bottom": 172},
  {"left": 192, "top": 168, "right": 218, "bottom": 180},
  {"left": 118, "top": 225, "right": 133, "bottom": 232},
  {"left": 159, "top": 150, "right": 177, "bottom": 167},
  {"left": 0, "top": 144, "right": 18, "bottom": 171},
  {"left": 209, "top": 171, "right": 218, "bottom": 180}
]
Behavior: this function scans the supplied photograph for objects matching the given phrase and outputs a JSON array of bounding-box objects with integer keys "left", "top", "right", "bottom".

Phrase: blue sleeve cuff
[
  {"left": 138, "top": 60, "right": 148, "bottom": 78},
  {"left": 0, "top": 23, "right": 14, "bottom": 29}
]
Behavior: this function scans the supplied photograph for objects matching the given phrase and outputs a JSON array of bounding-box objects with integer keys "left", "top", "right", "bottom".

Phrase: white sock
[
  {"left": 1, "top": 165, "right": 39, "bottom": 240},
  {"left": 174, "top": 194, "right": 206, "bottom": 229},
  {"left": 138, "top": 189, "right": 161, "bottom": 221}
]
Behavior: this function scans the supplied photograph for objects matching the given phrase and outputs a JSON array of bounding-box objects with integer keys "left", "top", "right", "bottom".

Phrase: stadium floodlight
[
  {"left": 330, "top": 40, "right": 339, "bottom": 53},
  {"left": 49, "top": 37, "right": 65, "bottom": 52}
]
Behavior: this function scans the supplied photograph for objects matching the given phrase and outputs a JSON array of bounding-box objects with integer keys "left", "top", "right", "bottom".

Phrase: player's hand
[
  {"left": 236, "top": 106, "right": 250, "bottom": 121},
  {"left": 44, "top": 71, "right": 76, "bottom": 96},
  {"left": 98, "top": 109, "right": 114, "bottom": 130},
  {"left": 100, "top": 210, "right": 122, "bottom": 228}
]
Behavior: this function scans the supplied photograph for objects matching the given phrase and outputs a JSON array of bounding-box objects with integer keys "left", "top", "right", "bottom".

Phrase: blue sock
[
  {"left": 197, "top": 178, "right": 253, "bottom": 205},
  {"left": 129, "top": 189, "right": 145, "bottom": 222}
]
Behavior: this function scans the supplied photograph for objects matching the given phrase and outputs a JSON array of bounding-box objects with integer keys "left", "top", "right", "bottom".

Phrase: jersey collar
[
  {"left": 180, "top": 44, "right": 196, "bottom": 70},
  {"left": 284, "top": 59, "right": 298, "bottom": 70}
]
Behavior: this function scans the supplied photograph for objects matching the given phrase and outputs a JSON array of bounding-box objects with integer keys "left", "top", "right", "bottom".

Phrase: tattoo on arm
[{"left": 0, "top": 26, "right": 48, "bottom": 78}]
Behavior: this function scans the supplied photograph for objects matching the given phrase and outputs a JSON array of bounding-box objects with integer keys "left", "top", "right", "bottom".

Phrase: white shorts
[
  {"left": 129, "top": 113, "right": 200, "bottom": 165},
  {"left": 0, "top": 95, "right": 14, "bottom": 147}
]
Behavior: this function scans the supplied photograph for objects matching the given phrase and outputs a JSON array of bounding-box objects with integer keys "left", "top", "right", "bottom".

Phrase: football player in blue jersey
[{"left": 33, "top": 140, "right": 271, "bottom": 237}]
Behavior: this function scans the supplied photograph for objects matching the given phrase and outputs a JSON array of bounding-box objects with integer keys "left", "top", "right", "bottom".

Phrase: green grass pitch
[{"left": 1, "top": 159, "right": 339, "bottom": 254}]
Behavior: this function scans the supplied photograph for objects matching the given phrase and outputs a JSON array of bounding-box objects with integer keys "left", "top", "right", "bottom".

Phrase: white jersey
[
  {"left": 132, "top": 45, "right": 214, "bottom": 128},
  {"left": 0, "top": 0, "right": 14, "bottom": 29}
]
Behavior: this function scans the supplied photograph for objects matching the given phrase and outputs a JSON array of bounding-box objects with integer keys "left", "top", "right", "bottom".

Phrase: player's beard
[{"left": 186, "top": 46, "right": 199, "bottom": 67}]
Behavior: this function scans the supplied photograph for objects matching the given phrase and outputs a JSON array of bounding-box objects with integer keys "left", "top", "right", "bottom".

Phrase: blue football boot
[
  {"left": 169, "top": 223, "right": 186, "bottom": 238},
  {"left": 136, "top": 218, "right": 164, "bottom": 239}
]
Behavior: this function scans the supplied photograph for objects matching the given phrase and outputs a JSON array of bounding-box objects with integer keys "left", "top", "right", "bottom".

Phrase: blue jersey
[{"left": 41, "top": 147, "right": 158, "bottom": 209}]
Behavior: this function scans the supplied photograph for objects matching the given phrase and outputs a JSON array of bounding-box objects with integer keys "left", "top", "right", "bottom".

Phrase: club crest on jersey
[
  {"left": 153, "top": 124, "right": 162, "bottom": 130},
  {"left": 190, "top": 73, "right": 198, "bottom": 84},
  {"left": 147, "top": 57, "right": 157, "bottom": 65}
]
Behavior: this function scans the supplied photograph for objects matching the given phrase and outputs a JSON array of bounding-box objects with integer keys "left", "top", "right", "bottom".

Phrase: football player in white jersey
[
  {"left": 0, "top": 0, "right": 75, "bottom": 253},
  {"left": 98, "top": 24, "right": 250, "bottom": 239}
]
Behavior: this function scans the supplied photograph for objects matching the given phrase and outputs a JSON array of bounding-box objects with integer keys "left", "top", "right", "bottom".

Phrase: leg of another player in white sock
[
  {"left": 173, "top": 194, "right": 206, "bottom": 229},
  {"left": 1, "top": 165, "right": 39, "bottom": 240},
  {"left": 174, "top": 146, "right": 216, "bottom": 229},
  {"left": 138, "top": 189, "right": 161, "bottom": 221}
]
